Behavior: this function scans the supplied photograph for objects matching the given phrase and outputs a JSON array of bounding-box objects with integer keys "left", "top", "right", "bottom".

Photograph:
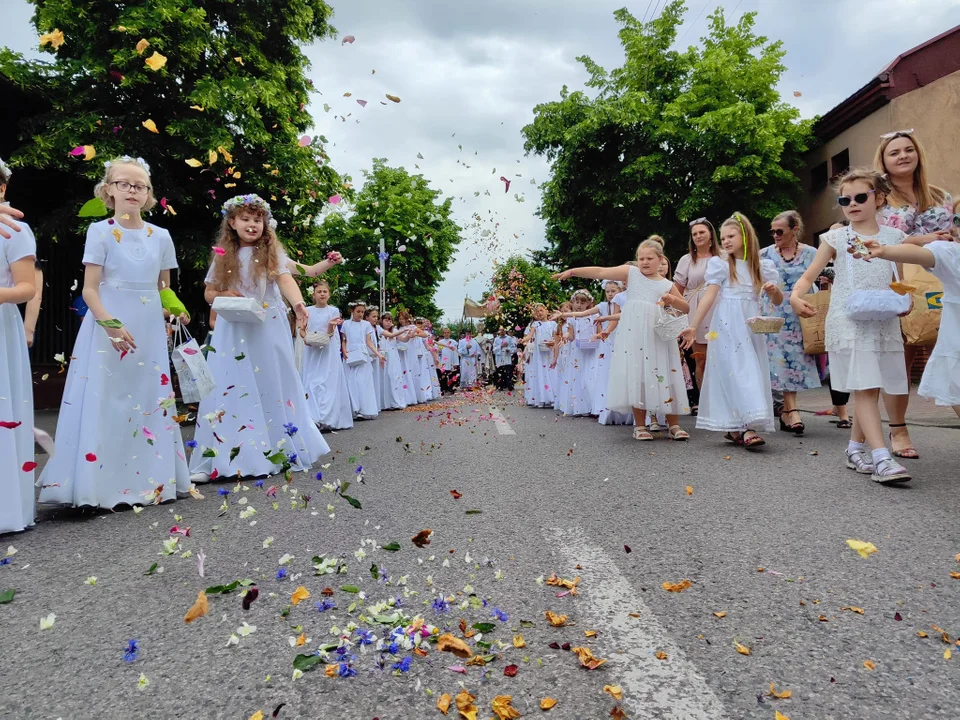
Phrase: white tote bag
[{"left": 171, "top": 324, "right": 216, "bottom": 403}]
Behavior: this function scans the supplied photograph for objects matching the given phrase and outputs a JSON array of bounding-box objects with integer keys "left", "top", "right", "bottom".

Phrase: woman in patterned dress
[
  {"left": 760, "top": 211, "right": 821, "bottom": 434},
  {"left": 873, "top": 130, "right": 954, "bottom": 459}
]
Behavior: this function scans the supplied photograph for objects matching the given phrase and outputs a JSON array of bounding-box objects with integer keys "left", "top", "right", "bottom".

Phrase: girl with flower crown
[
  {"left": 188, "top": 194, "right": 338, "bottom": 482},
  {"left": 39, "top": 156, "right": 192, "bottom": 508}
]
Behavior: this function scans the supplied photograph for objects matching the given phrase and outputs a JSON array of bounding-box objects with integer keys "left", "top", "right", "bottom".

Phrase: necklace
[{"left": 776, "top": 243, "right": 799, "bottom": 262}]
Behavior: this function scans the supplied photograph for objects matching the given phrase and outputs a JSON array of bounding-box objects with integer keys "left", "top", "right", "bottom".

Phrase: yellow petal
[
  {"left": 144, "top": 51, "right": 167, "bottom": 71},
  {"left": 136, "top": 38, "right": 150, "bottom": 55},
  {"left": 295, "top": 631, "right": 306, "bottom": 646},
  {"left": 918, "top": 630, "right": 928, "bottom": 638},
  {"left": 584, "top": 630, "right": 597, "bottom": 638},
  {"left": 713, "top": 611, "right": 727, "bottom": 618},
  {"left": 224, "top": 183, "right": 237, "bottom": 188},
  {"left": 512, "top": 633, "right": 526, "bottom": 648},
  {"left": 540, "top": 697, "right": 558, "bottom": 710},
  {"left": 734, "top": 642, "right": 751, "bottom": 656},
  {"left": 190, "top": 105, "right": 205, "bottom": 111},
  {"left": 841, "top": 606, "right": 865, "bottom": 614},
  {"left": 39, "top": 29, "right": 65, "bottom": 49},
  {"left": 768, "top": 683, "right": 792, "bottom": 699},
  {"left": 706, "top": 330, "right": 719, "bottom": 341},
  {"left": 491, "top": 695, "right": 521, "bottom": 720},
  {"left": 83, "top": 145, "right": 96, "bottom": 161},
  {"left": 234, "top": 56, "right": 244, "bottom": 65},
  {"left": 436, "top": 693, "right": 452, "bottom": 715},
  {"left": 775, "top": 712, "right": 791, "bottom": 720},
  {"left": 455, "top": 689, "right": 478, "bottom": 720},
  {"left": 324, "top": 664, "right": 337, "bottom": 677},
  {"left": 112, "top": 228, "right": 123, "bottom": 243},
  {"left": 185, "top": 158, "right": 203, "bottom": 168},
  {"left": 290, "top": 585, "right": 310, "bottom": 605},
  {"left": 386, "top": 94, "right": 401, "bottom": 103},
  {"left": 249, "top": 712, "right": 264, "bottom": 720},
  {"left": 436, "top": 633, "right": 472, "bottom": 658},
  {"left": 846, "top": 539, "right": 878, "bottom": 559},
  {"left": 950, "top": 572, "right": 960, "bottom": 580},
  {"left": 218, "top": 146, "right": 233, "bottom": 163},
  {"left": 661, "top": 579, "right": 692, "bottom": 593},
  {"left": 603, "top": 685, "right": 623, "bottom": 701},
  {"left": 946, "top": 648, "right": 953, "bottom": 660},
  {"left": 184, "top": 590, "right": 209, "bottom": 623},
  {"left": 142, "top": 118, "right": 159, "bottom": 134},
  {"left": 685, "top": 485, "right": 693, "bottom": 495},
  {"left": 863, "top": 659, "right": 876, "bottom": 670},
  {"left": 208, "top": 150, "right": 218, "bottom": 165},
  {"left": 654, "top": 650, "right": 668, "bottom": 660},
  {"left": 165, "top": 203, "right": 177, "bottom": 216},
  {"left": 545, "top": 610, "right": 567, "bottom": 627}
]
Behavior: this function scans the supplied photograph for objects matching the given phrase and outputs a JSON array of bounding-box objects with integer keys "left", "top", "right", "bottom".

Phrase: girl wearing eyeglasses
[
  {"left": 790, "top": 169, "right": 912, "bottom": 485},
  {"left": 38, "top": 156, "right": 192, "bottom": 509},
  {"left": 759, "top": 211, "right": 822, "bottom": 434},
  {"left": 873, "top": 130, "right": 954, "bottom": 461}
]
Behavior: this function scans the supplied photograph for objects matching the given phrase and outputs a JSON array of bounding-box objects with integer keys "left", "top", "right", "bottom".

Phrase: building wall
[{"left": 800, "top": 69, "right": 960, "bottom": 239}]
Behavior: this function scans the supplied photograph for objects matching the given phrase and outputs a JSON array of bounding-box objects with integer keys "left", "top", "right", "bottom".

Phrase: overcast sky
[{"left": 3, "top": 0, "right": 959, "bottom": 321}]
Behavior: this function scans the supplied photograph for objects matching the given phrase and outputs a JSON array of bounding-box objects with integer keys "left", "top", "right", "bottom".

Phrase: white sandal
[
  {"left": 668, "top": 425, "right": 689, "bottom": 441},
  {"left": 633, "top": 428, "right": 654, "bottom": 441}
]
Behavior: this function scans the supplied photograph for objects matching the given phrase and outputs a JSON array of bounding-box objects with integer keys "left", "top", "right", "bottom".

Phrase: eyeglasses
[
  {"left": 770, "top": 228, "right": 786, "bottom": 237},
  {"left": 837, "top": 190, "right": 876, "bottom": 207},
  {"left": 111, "top": 181, "right": 151, "bottom": 194},
  {"left": 688, "top": 217, "right": 708, "bottom": 227},
  {"left": 880, "top": 129, "right": 914, "bottom": 140}
]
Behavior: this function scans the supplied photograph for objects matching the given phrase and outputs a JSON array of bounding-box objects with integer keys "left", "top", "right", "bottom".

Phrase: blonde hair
[
  {"left": 837, "top": 167, "right": 892, "bottom": 199},
  {"left": 94, "top": 157, "right": 157, "bottom": 212},
  {"left": 873, "top": 131, "right": 947, "bottom": 212},
  {"left": 720, "top": 212, "right": 762, "bottom": 289},
  {"left": 637, "top": 238, "right": 666, "bottom": 259},
  {"left": 772, "top": 210, "right": 804, "bottom": 244},
  {"left": 209, "top": 203, "right": 282, "bottom": 291},
  {"left": 646, "top": 234, "right": 666, "bottom": 248},
  {"left": 572, "top": 288, "right": 594, "bottom": 305},
  {"left": 687, "top": 219, "right": 721, "bottom": 261}
]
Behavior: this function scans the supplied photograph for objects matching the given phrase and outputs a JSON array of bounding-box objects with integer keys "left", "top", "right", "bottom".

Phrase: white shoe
[
  {"left": 190, "top": 472, "right": 211, "bottom": 484},
  {"left": 648, "top": 421, "right": 662, "bottom": 433},
  {"left": 871, "top": 457, "right": 912, "bottom": 485},
  {"left": 845, "top": 449, "right": 874, "bottom": 475}
]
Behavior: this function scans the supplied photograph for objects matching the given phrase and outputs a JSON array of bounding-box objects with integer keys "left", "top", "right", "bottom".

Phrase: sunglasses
[
  {"left": 688, "top": 217, "right": 708, "bottom": 227},
  {"left": 770, "top": 228, "right": 786, "bottom": 237},
  {"left": 880, "top": 129, "right": 914, "bottom": 140},
  {"left": 837, "top": 190, "right": 876, "bottom": 207}
]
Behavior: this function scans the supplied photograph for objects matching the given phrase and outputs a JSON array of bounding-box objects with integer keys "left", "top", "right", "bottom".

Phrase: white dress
[
  {"left": 918, "top": 241, "right": 960, "bottom": 406},
  {"left": 424, "top": 336, "right": 442, "bottom": 398},
  {"left": 39, "top": 221, "right": 190, "bottom": 508},
  {"left": 370, "top": 326, "right": 384, "bottom": 409},
  {"left": 189, "top": 246, "right": 329, "bottom": 478},
  {"left": 696, "top": 258, "right": 777, "bottom": 432},
  {"left": 300, "top": 305, "right": 353, "bottom": 430},
  {"left": 556, "top": 319, "right": 594, "bottom": 415},
  {"left": 438, "top": 338, "right": 459, "bottom": 373},
  {"left": 408, "top": 333, "right": 433, "bottom": 401},
  {"left": 0, "top": 221, "right": 36, "bottom": 532},
  {"left": 594, "top": 301, "right": 633, "bottom": 425},
  {"left": 607, "top": 266, "right": 690, "bottom": 417},
  {"left": 378, "top": 333, "right": 408, "bottom": 410},
  {"left": 395, "top": 329, "right": 419, "bottom": 406},
  {"left": 524, "top": 321, "right": 557, "bottom": 407},
  {"left": 341, "top": 319, "right": 380, "bottom": 418},
  {"left": 821, "top": 226, "right": 908, "bottom": 394},
  {"left": 458, "top": 338, "right": 480, "bottom": 387}
]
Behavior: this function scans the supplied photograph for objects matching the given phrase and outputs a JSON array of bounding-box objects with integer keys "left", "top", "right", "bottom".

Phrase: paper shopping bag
[
  {"left": 799, "top": 290, "right": 830, "bottom": 355},
  {"left": 900, "top": 264, "right": 942, "bottom": 346}
]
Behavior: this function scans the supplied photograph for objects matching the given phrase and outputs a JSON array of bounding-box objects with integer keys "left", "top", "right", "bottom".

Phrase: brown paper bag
[
  {"left": 899, "top": 264, "right": 943, "bottom": 346},
  {"left": 799, "top": 290, "right": 830, "bottom": 355}
]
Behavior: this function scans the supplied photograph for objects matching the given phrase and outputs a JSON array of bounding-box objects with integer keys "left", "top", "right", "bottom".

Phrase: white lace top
[{"left": 820, "top": 225, "right": 907, "bottom": 352}]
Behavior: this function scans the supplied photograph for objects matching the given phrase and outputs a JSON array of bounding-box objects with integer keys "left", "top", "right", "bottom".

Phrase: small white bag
[
  {"left": 304, "top": 330, "right": 331, "bottom": 348},
  {"left": 575, "top": 339, "right": 599, "bottom": 350},
  {"left": 212, "top": 295, "right": 266, "bottom": 323},
  {"left": 171, "top": 325, "right": 216, "bottom": 403},
  {"left": 654, "top": 306, "right": 689, "bottom": 342},
  {"left": 843, "top": 231, "right": 911, "bottom": 321}
]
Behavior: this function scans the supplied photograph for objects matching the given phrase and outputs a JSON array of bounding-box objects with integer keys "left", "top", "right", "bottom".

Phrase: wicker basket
[
  {"left": 747, "top": 316, "right": 785, "bottom": 335},
  {"left": 654, "top": 308, "right": 689, "bottom": 342}
]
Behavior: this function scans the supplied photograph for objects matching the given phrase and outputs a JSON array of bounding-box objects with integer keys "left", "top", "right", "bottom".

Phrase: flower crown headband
[
  {"left": 104, "top": 155, "right": 151, "bottom": 173},
  {"left": 222, "top": 193, "right": 272, "bottom": 218}
]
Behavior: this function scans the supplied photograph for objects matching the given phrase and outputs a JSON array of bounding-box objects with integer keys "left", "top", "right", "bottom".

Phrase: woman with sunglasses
[
  {"left": 674, "top": 219, "right": 722, "bottom": 398},
  {"left": 873, "top": 130, "right": 954, "bottom": 460},
  {"left": 759, "top": 211, "right": 821, "bottom": 434}
]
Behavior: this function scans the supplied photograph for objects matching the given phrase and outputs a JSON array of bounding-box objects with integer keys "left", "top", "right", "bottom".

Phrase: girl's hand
[
  {"left": 379, "top": 355, "right": 386, "bottom": 367},
  {"left": 0, "top": 204, "right": 24, "bottom": 239},
  {"left": 105, "top": 325, "right": 137, "bottom": 354},
  {"left": 551, "top": 269, "right": 574, "bottom": 282},
  {"left": 550, "top": 361, "right": 557, "bottom": 369},
  {"left": 326, "top": 251, "right": 344, "bottom": 264},
  {"left": 791, "top": 296, "right": 817, "bottom": 318},
  {"left": 862, "top": 239, "right": 886, "bottom": 259},
  {"left": 660, "top": 293, "right": 677, "bottom": 307},
  {"left": 548, "top": 312, "right": 562, "bottom": 321},
  {"left": 294, "top": 302, "right": 308, "bottom": 333},
  {"left": 25, "top": 329, "right": 34, "bottom": 348},
  {"left": 678, "top": 327, "right": 695, "bottom": 350},
  {"left": 762, "top": 282, "right": 778, "bottom": 297},
  {"left": 178, "top": 312, "right": 190, "bottom": 326},
  {"left": 590, "top": 333, "right": 602, "bottom": 341}
]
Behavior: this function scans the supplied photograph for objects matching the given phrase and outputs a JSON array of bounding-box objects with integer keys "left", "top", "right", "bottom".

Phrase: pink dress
[{"left": 674, "top": 253, "right": 718, "bottom": 344}]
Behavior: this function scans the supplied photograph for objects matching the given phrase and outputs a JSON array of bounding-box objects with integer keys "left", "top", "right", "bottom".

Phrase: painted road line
[
  {"left": 546, "top": 527, "right": 729, "bottom": 720},
  {"left": 487, "top": 405, "right": 516, "bottom": 436}
]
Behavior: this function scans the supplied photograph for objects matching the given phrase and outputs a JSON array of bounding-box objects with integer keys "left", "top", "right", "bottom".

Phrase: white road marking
[
  {"left": 487, "top": 405, "right": 516, "bottom": 436},
  {"left": 546, "top": 527, "right": 729, "bottom": 720}
]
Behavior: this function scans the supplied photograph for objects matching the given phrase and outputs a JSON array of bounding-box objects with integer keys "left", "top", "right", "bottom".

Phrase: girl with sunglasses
[
  {"left": 873, "top": 130, "right": 954, "bottom": 460},
  {"left": 791, "top": 169, "right": 912, "bottom": 485},
  {"left": 760, "top": 211, "right": 821, "bottom": 434}
]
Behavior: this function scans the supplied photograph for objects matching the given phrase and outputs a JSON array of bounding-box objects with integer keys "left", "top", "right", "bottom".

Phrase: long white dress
[
  {"left": 300, "top": 305, "right": 353, "bottom": 430},
  {"left": 696, "top": 257, "right": 778, "bottom": 432},
  {"left": 458, "top": 338, "right": 480, "bottom": 387},
  {"left": 821, "top": 226, "right": 908, "bottom": 394},
  {"left": 1, "top": 221, "right": 36, "bottom": 533},
  {"left": 567, "top": 317, "right": 598, "bottom": 415},
  {"left": 607, "top": 266, "right": 690, "bottom": 417},
  {"left": 342, "top": 318, "right": 380, "bottom": 418},
  {"left": 39, "top": 220, "right": 190, "bottom": 507},
  {"left": 917, "top": 241, "right": 960, "bottom": 406},
  {"left": 423, "top": 336, "right": 442, "bottom": 398},
  {"left": 395, "top": 330, "right": 419, "bottom": 406},
  {"left": 189, "top": 246, "right": 329, "bottom": 478},
  {"left": 594, "top": 300, "right": 633, "bottom": 425},
  {"left": 524, "top": 320, "right": 557, "bottom": 407},
  {"left": 370, "top": 325, "right": 384, "bottom": 409},
  {"left": 378, "top": 332, "right": 408, "bottom": 410}
]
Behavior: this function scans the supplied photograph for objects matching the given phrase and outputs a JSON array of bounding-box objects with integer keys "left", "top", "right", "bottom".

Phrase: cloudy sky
[{"left": 3, "top": 0, "right": 959, "bottom": 321}]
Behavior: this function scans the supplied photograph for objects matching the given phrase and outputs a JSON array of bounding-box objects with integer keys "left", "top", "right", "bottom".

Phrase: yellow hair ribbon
[{"left": 736, "top": 215, "right": 747, "bottom": 260}]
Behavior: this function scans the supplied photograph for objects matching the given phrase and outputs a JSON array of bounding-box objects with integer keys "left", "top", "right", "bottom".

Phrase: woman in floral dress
[
  {"left": 761, "top": 210, "right": 821, "bottom": 434},
  {"left": 873, "top": 130, "right": 954, "bottom": 459}
]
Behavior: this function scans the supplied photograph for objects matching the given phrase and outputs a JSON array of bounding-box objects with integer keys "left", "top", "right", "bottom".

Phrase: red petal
[
  {"left": 0, "top": 420, "right": 23, "bottom": 429},
  {"left": 503, "top": 664, "right": 518, "bottom": 677},
  {"left": 21, "top": 461, "right": 38, "bottom": 472},
  {"left": 160, "top": 374, "right": 170, "bottom": 385},
  {"left": 210, "top": 468, "right": 220, "bottom": 480},
  {"left": 85, "top": 452, "right": 97, "bottom": 462}
]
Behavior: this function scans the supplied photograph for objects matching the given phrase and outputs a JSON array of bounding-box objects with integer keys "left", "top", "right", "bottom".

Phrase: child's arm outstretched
[
  {"left": 286, "top": 251, "right": 343, "bottom": 277},
  {"left": 276, "top": 274, "right": 309, "bottom": 332},
  {"left": 865, "top": 240, "right": 937, "bottom": 268},
  {"left": 790, "top": 242, "right": 836, "bottom": 318},
  {"left": 552, "top": 265, "right": 630, "bottom": 283},
  {"left": 678, "top": 285, "right": 720, "bottom": 350},
  {"left": 552, "top": 304, "right": 601, "bottom": 320}
]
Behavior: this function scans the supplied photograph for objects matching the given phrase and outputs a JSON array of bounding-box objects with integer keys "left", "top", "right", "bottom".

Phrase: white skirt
[
  {"left": 39, "top": 281, "right": 190, "bottom": 508},
  {"left": 396, "top": 348, "right": 419, "bottom": 405},
  {"left": 918, "top": 301, "right": 960, "bottom": 406},
  {"left": 0, "top": 304, "right": 35, "bottom": 532},
  {"left": 379, "top": 348, "right": 408, "bottom": 410},
  {"left": 828, "top": 348, "right": 907, "bottom": 395},
  {"left": 190, "top": 305, "right": 329, "bottom": 478},
  {"left": 557, "top": 345, "right": 594, "bottom": 416},
  {"left": 300, "top": 341, "right": 353, "bottom": 430},
  {"left": 524, "top": 347, "right": 556, "bottom": 407},
  {"left": 344, "top": 351, "right": 380, "bottom": 419}
]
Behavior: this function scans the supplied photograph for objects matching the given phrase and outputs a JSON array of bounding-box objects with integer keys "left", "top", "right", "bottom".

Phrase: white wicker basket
[
  {"left": 747, "top": 316, "right": 785, "bottom": 335},
  {"left": 654, "top": 308, "right": 689, "bottom": 342}
]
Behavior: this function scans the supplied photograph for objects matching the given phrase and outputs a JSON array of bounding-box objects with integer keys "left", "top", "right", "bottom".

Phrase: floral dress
[
  {"left": 760, "top": 243, "right": 822, "bottom": 391},
  {"left": 878, "top": 193, "right": 954, "bottom": 237}
]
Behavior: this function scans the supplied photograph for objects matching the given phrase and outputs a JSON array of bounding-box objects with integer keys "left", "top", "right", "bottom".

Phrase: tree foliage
[
  {"left": 0, "top": 0, "right": 345, "bottom": 300},
  {"left": 481, "top": 254, "right": 568, "bottom": 335},
  {"left": 319, "top": 159, "right": 462, "bottom": 321},
  {"left": 522, "top": 2, "right": 814, "bottom": 268}
]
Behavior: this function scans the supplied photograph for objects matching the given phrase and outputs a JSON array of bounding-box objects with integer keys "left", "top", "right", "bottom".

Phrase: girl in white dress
[
  {"left": 341, "top": 301, "right": 384, "bottom": 419},
  {"left": 555, "top": 294, "right": 595, "bottom": 416},
  {"left": 189, "top": 194, "right": 332, "bottom": 482},
  {"left": 792, "top": 170, "right": 913, "bottom": 484},
  {"left": 394, "top": 310, "right": 420, "bottom": 406},
  {"left": 551, "top": 301, "right": 574, "bottom": 411},
  {"left": 412, "top": 317, "right": 441, "bottom": 399},
  {"left": 522, "top": 304, "right": 557, "bottom": 407},
  {"left": 556, "top": 241, "right": 691, "bottom": 439},
  {"left": 39, "top": 157, "right": 191, "bottom": 507},
  {"left": 680, "top": 213, "right": 783, "bottom": 447},
  {"left": 0, "top": 157, "right": 38, "bottom": 532},
  {"left": 862, "top": 237, "right": 960, "bottom": 416},
  {"left": 377, "top": 312, "right": 409, "bottom": 410},
  {"left": 423, "top": 326, "right": 443, "bottom": 399},
  {"left": 300, "top": 280, "right": 353, "bottom": 430},
  {"left": 364, "top": 307, "right": 384, "bottom": 409}
]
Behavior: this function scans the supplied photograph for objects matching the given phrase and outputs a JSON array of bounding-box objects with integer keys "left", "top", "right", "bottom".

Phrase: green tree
[
  {"left": 321, "top": 159, "right": 462, "bottom": 320},
  {"left": 522, "top": 2, "right": 814, "bottom": 268},
  {"left": 481, "top": 254, "right": 568, "bottom": 335},
  {"left": 0, "top": 0, "right": 345, "bottom": 300}
]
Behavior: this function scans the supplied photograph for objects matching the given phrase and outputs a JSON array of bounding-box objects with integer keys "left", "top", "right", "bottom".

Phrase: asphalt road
[{"left": 2, "top": 390, "right": 958, "bottom": 720}]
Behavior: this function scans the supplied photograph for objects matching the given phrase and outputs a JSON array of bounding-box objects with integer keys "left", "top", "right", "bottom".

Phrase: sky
[{"left": 2, "top": 0, "right": 959, "bottom": 321}]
